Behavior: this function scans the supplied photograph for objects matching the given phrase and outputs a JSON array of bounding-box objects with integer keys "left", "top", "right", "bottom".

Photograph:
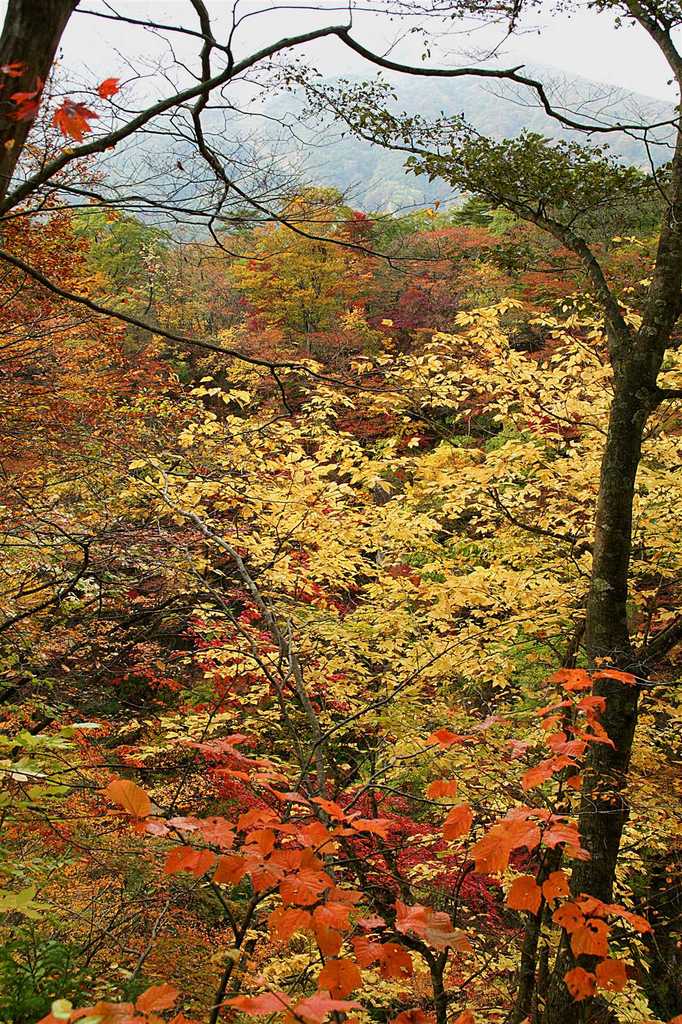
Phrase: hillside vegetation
[{"left": 0, "top": 5, "right": 681, "bottom": 1024}]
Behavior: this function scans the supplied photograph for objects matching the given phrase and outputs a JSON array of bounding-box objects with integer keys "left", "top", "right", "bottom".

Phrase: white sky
[{"left": 0, "top": 1, "right": 677, "bottom": 102}]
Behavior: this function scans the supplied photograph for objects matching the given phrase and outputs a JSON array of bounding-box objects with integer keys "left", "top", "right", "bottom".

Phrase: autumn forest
[{"left": 0, "top": 3, "right": 681, "bottom": 1024}]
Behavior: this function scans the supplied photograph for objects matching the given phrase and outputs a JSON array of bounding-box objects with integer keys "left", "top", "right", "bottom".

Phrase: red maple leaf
[
  {"left": 443, "top": 803, "right": 473, "bottom": 840},
  {"left": 97, "top": 77, "right": 121, "bottom": 99},
  {"left": 9, "top": 77, "right": 43, "bottom": 121},
  {"left": 52, "top": 100, "right": 98, "bottom": 141}
]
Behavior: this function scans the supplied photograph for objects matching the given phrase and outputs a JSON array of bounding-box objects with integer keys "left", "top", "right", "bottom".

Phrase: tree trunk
[
  {"left": 541, "top": 85, "right": 682, "bottom": 1018},
  {"left": 542, "top": 356, "right": 665, "bottom": 1023},
  {"left": 0, "top": 0, "right": 78, "bottom": 203},
  {"left": 575, "top": 367, "right": 648, "bottom": 887}
]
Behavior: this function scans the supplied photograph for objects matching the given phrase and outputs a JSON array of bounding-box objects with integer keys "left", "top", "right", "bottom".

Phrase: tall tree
[
  {"left": 296, "top": 4, "right": 682, "bottom": 1019},
  {"left": 230, "top": 190, "right": 374, "bottom": 354}
]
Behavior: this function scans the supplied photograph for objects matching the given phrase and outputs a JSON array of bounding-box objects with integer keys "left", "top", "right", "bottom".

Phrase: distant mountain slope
[
  {"left": 256, "top": 67, "right": 672, "bottom": 210},
  {"left": 99, "top": 65, "right": 673, "bottom": 220}
]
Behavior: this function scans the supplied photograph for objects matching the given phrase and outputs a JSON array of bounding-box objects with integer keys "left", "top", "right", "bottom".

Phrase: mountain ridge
[
  {"left": 256, "top": 65, "right": 672, "bottom": 210},
  {"left": 99, "top": 63, "right": 673, "bottom": 220}
]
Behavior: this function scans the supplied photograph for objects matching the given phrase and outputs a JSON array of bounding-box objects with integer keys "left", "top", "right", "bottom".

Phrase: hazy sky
[{"left": 1, "top": 1, "right": 678, "bottom": 102}]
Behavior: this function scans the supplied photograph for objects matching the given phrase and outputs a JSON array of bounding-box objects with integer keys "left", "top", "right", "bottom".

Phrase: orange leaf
[
  {"left": 195, "top": 816, "right": 235, "bottom": 849},
  {"left": 428, "top": 728, "right": 470, "bottom": 747},
  {"left": 578, "top": 720, "right": 615, "bottom": 748},
  {"left": 506, "top": 876, "right": 542, "bottom": 915},
  {"left": 63, "top": 1001, "right": 136, "bottom": 1024},
  {"left": 299, "top": 820, "right": 336, "bottom": 850},
  {"left": 570, "top": 918, "right": 610, "bottom": 958},
  {"left": 542, "top": 871, "right": 569, "bottom": 902},
  {"left": 508, "top": 739, "right": 531, "bottom": 759},
  {"left": 136, "top": 984, "right": 179, "bottom": 1012},
  {"left": 269, "top": 906, "right": 311, "bottom": 941},
  {"left": 472, "top": 818, "right": 541, "bottom": 874},
  {"left": 426, "top": 779, "right": 458, "bottom": 798},
  {"left": 164, "top": 846, "right": 216, "bottom": 877},
  {"left": 577, "top": 695, "right": 606, "bottom": 714},
  {"left": 317, "top": 958, "right": 362, "bottom": 997},
  {"left": 224, "top": 993, "right": 291, "bottom": 1015},
  {"left": 522, "top": 756, "right": 573, "bottom": 791},
  {"left": 246, "top": 827, "right": 276, "bottom": 856},
  {"left": 213, "top": 854, "right": 248, "bottom": 885},
  {"left": 592, "top": 669, "right": 637, "bottom": 685},
  {"left": 553, "top": 902, "right": 585, "bottom": 933},
  {"left": 470, "top": 830, "right": 509, "bottom": 874},
  {"left": 312, "top": 797, "right": 347, "bottom": 820},
  {"left": 595, "top": 958, "right": 628, "bottom": 992},
  {"left": 452, "top": 1013, "right": 475, "bottom": 1024},
  {"left": 551, "top": 668, "right": 592, "bottom": 691},
  {"left": 580, "top": 897, "right": 610, "bottom": 919},
  {"left": 313, "top": 919, "right": 343, "bottom": 957},
  {"left": 542, "top": 820, "right": 586, "bottom": 854},
  {"left": 251, "top": 862, "right": 285, "bottom": 894},
  {"left": 237, "top": 807, "right": 277, "bottom": 830},
  {"left": 52, "top": 100, "right": 98, "bottom": 141},
  {"left": 443, "top": 804, "right": 473, "bottom": 840},
  {"left": 546, "top": 734, "right": 587, "bottom": 757},
  {"left": 349, "top": 817, "right": 391, "bottom": 837},
  {"left": 9, "top": 77, "right": 43, "bottom": 120},
  {"left": 616, "top": 909, "right": 652, "bottom": 934},
  {"left": 357, "top": 915, "right": 385, "bottom": 930},
  {"left": 379, "top": 943, "right": 413, "bottom": 979},
  {"left": 293, "top": 994, "right": 360, "bottom": 1023},
  {"left": 97, "top": 77, "right": 121, "bottom": 99},
  {"left": 313, "top": 901, "right": 351, "bottom": 932},
  {"left": 564, "top": 966, "right": 596, "bottom": 1001},
  {"left": 104, "top": 778, "right": 152, "bottom": 817},
  {"left": 396, "top": 900, "right": 470, "bottom": 951},
  {"left": 280, "top": 867, "right": 332, "bottom": 906},
  {"left": 352, "top": 936, "right": 383, "bottom": 966},
  {"left": 392, "top": 1010, "right": 435, "bottom": 1024}
]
